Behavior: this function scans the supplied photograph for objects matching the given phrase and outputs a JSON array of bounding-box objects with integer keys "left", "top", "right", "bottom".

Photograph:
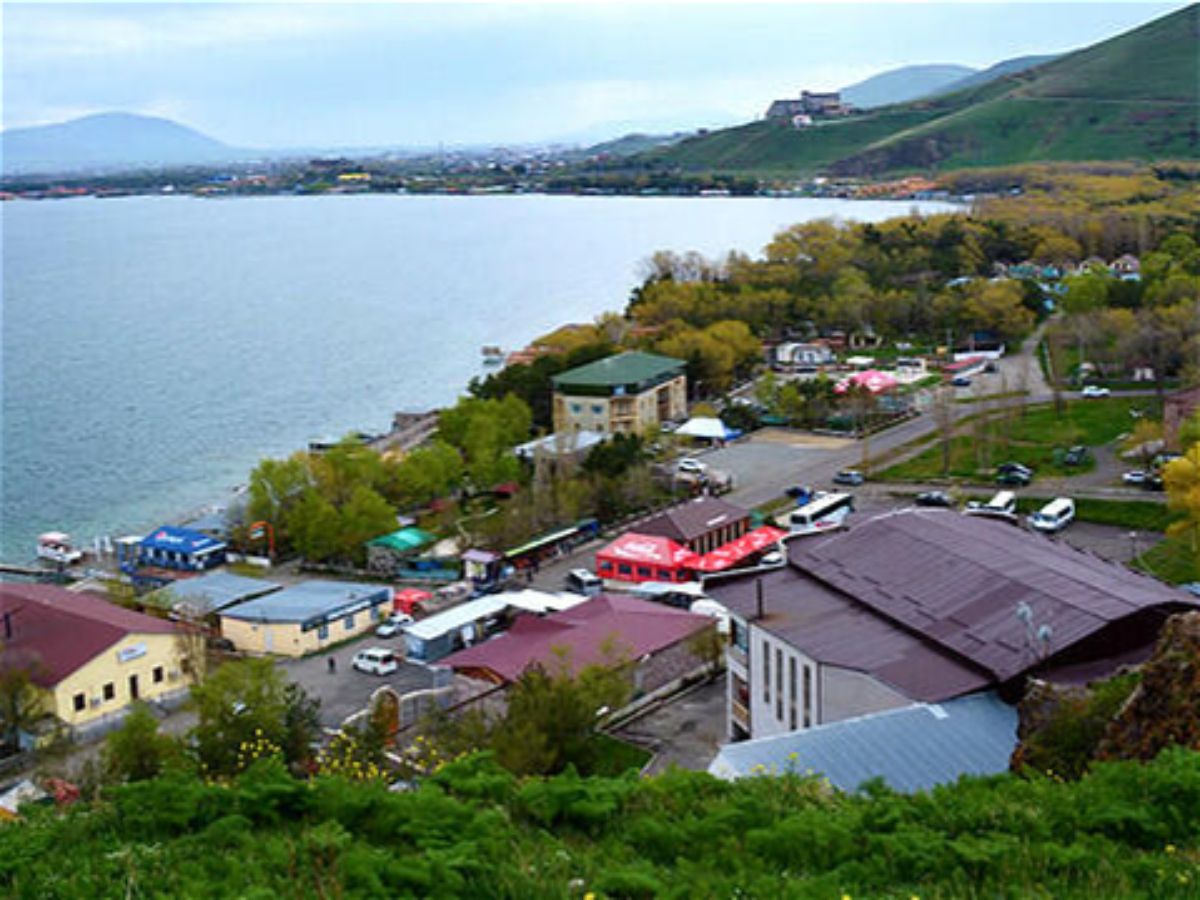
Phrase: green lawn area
[
  {"left": 1133, "top": 534, "right": 1199, "bottom": 586},
  {"left": 876, "top": 398, "right": 1159, "bottom": 483}
]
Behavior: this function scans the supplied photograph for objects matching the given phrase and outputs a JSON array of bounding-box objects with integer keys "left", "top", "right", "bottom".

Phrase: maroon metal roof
[
  {"left": 442, "top": 594, "right": 710, "bottom": 683},
  {"left": 707, "top": 510, "right": 1199, "bottom": 702},
  {"left": 633, "top": 497, "right": 751, "bottom": 544},
  {"left": 0, "top": 584, "right": 178, "bottom": 687}
]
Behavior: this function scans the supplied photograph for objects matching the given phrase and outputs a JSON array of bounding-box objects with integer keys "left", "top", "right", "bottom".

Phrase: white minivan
[
  {"left": 1029, "top": 497, "right": 1076, "bottom": 533},
  {"left": 966, "top": 490, "right": 1017, "bottom": 519},
  {"left": 352, "top": 647, "right": 399, "bottom": 676}
]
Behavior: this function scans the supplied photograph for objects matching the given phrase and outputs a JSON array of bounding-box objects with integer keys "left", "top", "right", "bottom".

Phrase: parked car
[
  {"left": 997, "top": 462, "right": 1033, "bottom": 477},
  {"left": 833, "top": 469, "right": 864, "bottom": 486},
  {"left": 565, "top": 568, "right": 603, "bottom": 596},
  {"left": 375, "top": 612, "right": 414, "bottom": 639},
  {"left": 915, "top": 491, "right": 953, "bottom": 508},
  {"left": 966, "top": 490, "right": 1018, "bottom": 519},
  {"left": 676, "top": 457, "right": 708, "bottom": 475},
  {"left": 1122, "top": 470, "right": 1148, "bottom": 485},
  {"left": 1081, "top": 385, "right": 1110, "bottom": 398},
  {"left": 996, "top": 468, "right": 1032, "bottom": 486},
  {"left": 950, "top": 376, "right": 972, "bottom": 387},
  {"left": 786, "top": 484, "right": 814, "bottom": 501},
  {"left": 1062, "top": 445, "right": 1091, "bottom": 467},
  {"left": 1142, "top": 474, "right": 1165, "bottom": 492},
  {"left": 1028, "top": 497, "right": 1076, "bottom": 533},
  {"left": 352, "top": 647, "right": 399, "bottom": 676}
]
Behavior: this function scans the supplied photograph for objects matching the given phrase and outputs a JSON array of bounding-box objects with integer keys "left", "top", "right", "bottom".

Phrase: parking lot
[{"left": 280, "top": 635, "right": 438, "bottom": 730}]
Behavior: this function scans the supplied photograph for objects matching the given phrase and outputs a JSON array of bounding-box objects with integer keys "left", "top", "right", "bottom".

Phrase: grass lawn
[
  {"left": 876, "top": 398, "right": 1159, "bottom": 483},
  {"left": 1133, "top": 534, "right": 1199, "bottom": 586},
  {"left": 581, "top": 732, "right": 653, "bottom": 777}
]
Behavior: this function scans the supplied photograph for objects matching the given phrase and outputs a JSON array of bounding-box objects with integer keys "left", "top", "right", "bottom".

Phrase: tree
[
  {"left": 0, "top": 659, "right": 45, "bottom": 757},
  {"left": 1123, "top": 419, "right": 1165, "bottom": 467},
  {"left": 102, "top": 702, "right": 181, "bottom": 783},
  {"left": 1178, "top": 409, "right": 1200, "bottom": 452},
  {"left": 247, "top": 455, "right": 312, "bottom": 536},
  {"left": 491, "top": 647, "right": 633, "bottom": 776},
  {"left": 687, "top": 626, "right": 727, "bottom": 680},
  {"left": 189, "top": 658, "right": 320, "bottom": 776},
  {"left": 336, "top": 485, "right": 398, "bottom": 563},
  {"left": 962, "top": 281, "right": 1036, "bottom": 341},
  {"left": 1163, "top": 447, "right": 1200, "bottom": 577}
]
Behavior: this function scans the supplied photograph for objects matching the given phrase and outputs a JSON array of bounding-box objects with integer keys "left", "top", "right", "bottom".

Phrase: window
[
  {"left": 599, "top": 560, "right": 613, "bottom": 573},
  {"left": 592, "top": 405, "right": 603, "bottom": 415},
  {"left": 803, "top": 665, "right": 813, "bottom": 728},
  {"left": 788, "top": 657, "right": 798, "bottom": 731},
  {"left": 153, "top": 666, "right": 165, "bottom": 684},
  {"left": 618, "top": 564, "right": 632, "bottom": 575},
  {"left": 775, "top": 648, "right": 783, "bottom": 720},
  {"left": 344, "top": 614, "right": 356, "bottom": 631},
  {"left": 318, "top": 624, "right": 329, "bottom": 640},
  {"left": 73, "top": 693, "right": 86, "bottom": 712},
  {"left": 571, "top": 403, "right": 582, "bottom": 413},
  {"left": 762, "top": 640, "right": 770, "bottom": 704},
  {"left": 637, "top": 566, "right": 651, "bottom": 578},
  {"left": 732, "top": 620, "right": 749, "bottom": 652},
  {"left": 657, "top": 569, "right": 672, "bottom": 581},
  {"left": 103, "top": 682, "right": 115, "bottom": 702}
]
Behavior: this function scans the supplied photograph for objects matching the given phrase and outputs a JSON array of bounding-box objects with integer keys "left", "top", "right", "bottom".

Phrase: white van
[
  {"left": 352, "top": 647, "right": 399, "bottom": 676},
  {"left": 565, "top": 568, "right": 603, "bottom": 596},
  {"left": 1028, "top": 497, "right": 1075, "bottom": 533},
  {"left": 965, "top": 490, "right": 1017, "bottom": 519}
]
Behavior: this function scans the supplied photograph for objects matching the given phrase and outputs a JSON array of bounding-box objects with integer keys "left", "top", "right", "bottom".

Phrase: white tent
[{"left": 675, "top": 417, "right": 733, "bottom": 440}]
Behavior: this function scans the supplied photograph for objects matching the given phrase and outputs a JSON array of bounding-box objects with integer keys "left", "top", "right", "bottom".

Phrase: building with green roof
[{"left": 551, "top": 351, "right": 687, "bottom": 435}]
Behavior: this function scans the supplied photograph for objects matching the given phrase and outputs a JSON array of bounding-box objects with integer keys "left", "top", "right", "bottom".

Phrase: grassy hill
[{"left": 644, "top": 5, "right": 1198, "bottom": 177}]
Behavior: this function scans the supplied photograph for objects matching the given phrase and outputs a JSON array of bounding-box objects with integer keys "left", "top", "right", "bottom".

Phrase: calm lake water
[{"left": 1, "top": 193, "right": 953, "bottom": 561}]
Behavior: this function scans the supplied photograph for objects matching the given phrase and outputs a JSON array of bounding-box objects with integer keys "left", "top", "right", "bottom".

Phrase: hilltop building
[
  {"left": 765, "top": 90, "right": 851, "bottom": 120},
  {"left": 551, "top": 351, "right": 687, "bottom": 435},
  {"left": 706, "top": 509, "right": 1199, "bottom": 742}
]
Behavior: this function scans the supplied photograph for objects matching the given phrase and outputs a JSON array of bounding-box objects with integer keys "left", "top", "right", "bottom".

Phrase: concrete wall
[
  {"left": 745, "top": 625, "right": 820, "bottom": 740},
  {"left": 52, "top": 632, "right": 190, "bottom": 727}
]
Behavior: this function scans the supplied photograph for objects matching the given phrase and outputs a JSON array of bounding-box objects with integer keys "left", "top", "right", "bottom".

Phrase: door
[{"left": 129, "top": 674, "right": 139, "bottom": 701}]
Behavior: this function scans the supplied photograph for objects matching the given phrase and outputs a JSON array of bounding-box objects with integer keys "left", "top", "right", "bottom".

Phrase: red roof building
[
  {"left": 0, "top": 584, "right": 189, "bottom": 730},
  {"left": 596, "top": 533, "right": 700, "bottom": 583},
  {"left": 442, "top": 594, "right": 713, "bottom": 691}
]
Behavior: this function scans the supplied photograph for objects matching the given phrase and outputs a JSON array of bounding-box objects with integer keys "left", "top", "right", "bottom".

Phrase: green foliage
[
  {"left": 0, "top": 659, "right": 45, "bottom": 756},
  {"left": 582, "top": 433, "right": 647, "bottom": 479},
  {"left": 188, "top": 659, "right": 320, "bottom": 776},
  {"left": 102, "top": 702, "right": 183, "bottom": 783},
  {"left": 5, "top": 749, "right": 1200, "bottom": 897}
]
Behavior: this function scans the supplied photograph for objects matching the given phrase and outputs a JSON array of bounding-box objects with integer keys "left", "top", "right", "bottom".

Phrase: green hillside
[{"left": 645, "top": 5, "right": 1198, "bottom": 177}]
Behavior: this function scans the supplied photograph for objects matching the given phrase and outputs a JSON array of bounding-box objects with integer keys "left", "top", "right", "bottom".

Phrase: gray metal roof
[
  {"left": 219, "top": 580, "right": 390, "bottom": 625},
  {"left": 145, "top": 570, "right": 282, "bottom": 618},
  {"left": 709, "top": 692, "right": 1018, "bottom": 793}
]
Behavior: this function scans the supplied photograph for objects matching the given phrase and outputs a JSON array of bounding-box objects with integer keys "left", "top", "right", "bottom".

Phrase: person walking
[{"left": 327, "top": 656, "right": 337, "bottom": 674}]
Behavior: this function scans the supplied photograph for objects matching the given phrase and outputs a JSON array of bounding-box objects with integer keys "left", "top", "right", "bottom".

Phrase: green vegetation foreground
[{"left": 3, "top": 749, "right": 1200, "bottom": 899}]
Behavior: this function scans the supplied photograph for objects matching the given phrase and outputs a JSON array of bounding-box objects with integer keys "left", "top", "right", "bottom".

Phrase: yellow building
[
  {"left": 551, "top": 351, "right": 688, "bottom": 435},
  {"left": 218, "top": 580, "right": 393, "bottom": 657},
  {"left": 0, "top": 584, "right": 191, "bottom": 732}
]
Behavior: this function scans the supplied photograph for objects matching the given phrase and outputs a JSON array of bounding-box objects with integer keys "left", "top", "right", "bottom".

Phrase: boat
[
  {"left": 37, "top": 532, "right": 84, "bottom": 566},
  {"left": 481, "top": 345, "right": 504, "bottom": 364}
]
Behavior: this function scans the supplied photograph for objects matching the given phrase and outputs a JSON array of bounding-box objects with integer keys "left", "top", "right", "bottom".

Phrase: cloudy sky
[{"left": 2, "top": 2, "right": 1185, "bottom": 148}]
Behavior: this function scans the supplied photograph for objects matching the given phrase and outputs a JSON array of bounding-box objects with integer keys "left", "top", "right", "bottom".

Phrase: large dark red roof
[
  {"left": 442, "top": 594, "right": 710, "bottom": 683},
  {"left": 0, "top": 584, "right": 177, "bottom": 686},
  {"left": 707, "top": 510, "right": 1199, "bottom": 701}
]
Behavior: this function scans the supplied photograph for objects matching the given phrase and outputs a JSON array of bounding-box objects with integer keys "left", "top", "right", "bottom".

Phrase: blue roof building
[
  {"left": 708, "top": 692, "right": 1018, "bottom": 793},
  {"left": 144, "top": 570, "right": 282, "bottom": 620},
  {"left": 138, "top": 525, "right": 227, "bottom": 572}
]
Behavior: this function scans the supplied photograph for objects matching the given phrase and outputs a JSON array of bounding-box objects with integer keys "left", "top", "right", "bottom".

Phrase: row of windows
[
  {"left": 72, "top": 666, "right": 166, "bottom": 713},
  {"left": 762, "top": 639, "right": 815, "bottom": 730},
  {"left": 597, "top": 560, "right": 686, "bottom": 582},
  {"left": 569, "top": 403, "right": 606, "bottom": 415},
  {"left": 314, "top": 608, "right": 387, "bottom": 641}
]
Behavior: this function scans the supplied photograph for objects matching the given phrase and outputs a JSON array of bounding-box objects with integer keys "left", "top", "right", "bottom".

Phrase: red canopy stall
[
  {"left": 692, "top": 526, "right": 789, "bottom": 574},
  {"left": 596, "top": 533, "right": 700, "bottom": 584}
]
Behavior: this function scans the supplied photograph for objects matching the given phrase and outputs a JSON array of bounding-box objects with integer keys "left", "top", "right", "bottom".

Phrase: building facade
[
  {"left": 551, "top": 351, "right": 687, "bottom": 435},
  {"left": 218, "top": 581, "right": 392, "bottom": 657},
  {"left": 0, "top": 585, "right": 191, "bottom": 732}
]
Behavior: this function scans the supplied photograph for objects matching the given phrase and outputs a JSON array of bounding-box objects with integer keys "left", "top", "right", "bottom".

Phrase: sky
[{"left": 1, "top": 1, "right": 1188, "bottom": 149}]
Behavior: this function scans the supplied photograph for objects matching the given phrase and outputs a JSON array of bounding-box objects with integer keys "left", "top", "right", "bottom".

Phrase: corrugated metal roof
[
  {"left": 144, "top": 571, "right": 282, "bottom": 617},
  {"left": 708, "top": 692, "right": 1018, "bottom": 793},
  {"left": 551, "top": 351, "right": 684, "bottom": 389},
  {"left": 219, "top": 580, "right": 390, "bottom": 625},
  {"left": 635, "top": 497, "right": 751, "bottom": 544},
  {"left": 707, "top": 510, "right": 1199, "bottom": 702}
]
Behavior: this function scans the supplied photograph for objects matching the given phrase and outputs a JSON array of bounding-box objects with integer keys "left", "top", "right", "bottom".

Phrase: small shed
[
  {"left": 596, "top": 533, "right": 699, "bottom": 584},
  {"left": 367, "top": 527, "right": 437, "bottom": 573}
]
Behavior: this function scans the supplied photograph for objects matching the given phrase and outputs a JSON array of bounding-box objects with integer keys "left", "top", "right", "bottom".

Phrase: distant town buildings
[{"left": 551, "top": 351, "right": 687, "bottom": 435}]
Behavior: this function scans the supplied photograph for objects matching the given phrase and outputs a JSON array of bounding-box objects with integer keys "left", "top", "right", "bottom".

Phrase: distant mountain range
[
  {"left": 642, "top": 4, "right": 1198, "bottom": 177},
  {"left": 0, "top": 112, "right": 252, "bottom": 176},
  {"left": 839, "top": 55, "right": 1058, "bottom": 109}
]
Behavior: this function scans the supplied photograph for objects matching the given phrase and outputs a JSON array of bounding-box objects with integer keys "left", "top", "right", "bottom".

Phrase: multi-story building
[
  {"left": 551, "top": 351, "right": 687, "bottom": 435},
  {"left": 707, "top": 509, "right": 1199, "bottom": 742}
]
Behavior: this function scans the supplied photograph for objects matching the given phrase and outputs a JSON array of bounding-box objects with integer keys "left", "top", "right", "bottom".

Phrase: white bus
[{"left": 788, "top": 492, "right": 855, "bottom": 536}]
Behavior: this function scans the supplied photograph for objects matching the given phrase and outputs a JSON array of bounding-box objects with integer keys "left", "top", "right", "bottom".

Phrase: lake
[{"left": 1, "top": 193, "right": 954, "bottom": 561}]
